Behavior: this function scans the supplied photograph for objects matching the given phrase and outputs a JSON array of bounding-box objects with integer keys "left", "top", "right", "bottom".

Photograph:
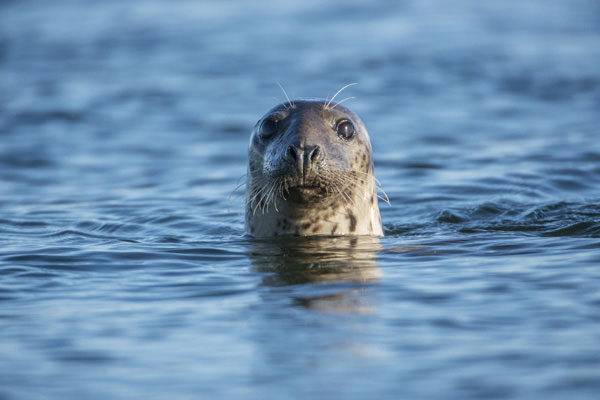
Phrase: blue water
[{"left": 1, "top": 0, "right": 600, "bottom": 399}]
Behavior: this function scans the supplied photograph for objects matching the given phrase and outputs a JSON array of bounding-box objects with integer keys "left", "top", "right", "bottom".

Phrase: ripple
[
  {"left": 3, "top": 254, "right": 87, "bottom": 269},
  {"left": 435, "top": 201, "right": 600, "bottom": 238},
  {"left": 53, "top": 349, "right": 115, "bottom": 364},
  {"left": 95, "top": 222, "right": 145, "bottom": 234},
  {"left": 42, "top": 229, "right": 138, "bottom": 242},
  {"left": 0, "top": 154, "right": 55, "bottom": 168},
  {"left": 436, "top": 209, "right": 468, "bottom": 224},
  {"left": 8, "top": 109, "right": 84, "bottom": 125},
  {"left": 499, "top": 73, "right": 599, "bottom": 102},
  {"left": 545, "top": 221, "right": 600, "bottom": 237}
]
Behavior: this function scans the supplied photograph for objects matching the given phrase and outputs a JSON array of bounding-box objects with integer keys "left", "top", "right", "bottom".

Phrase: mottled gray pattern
[{"left": 245, "top": 100, "right": 383, "bottom": 237}]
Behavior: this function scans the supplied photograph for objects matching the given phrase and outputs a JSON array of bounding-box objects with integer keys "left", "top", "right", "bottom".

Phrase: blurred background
[
  {"left": 1, "top": 0, "right": 598, "bottom": 218},
  {"left": 1, "top": 1, "right": 599, "bottom": 399}
]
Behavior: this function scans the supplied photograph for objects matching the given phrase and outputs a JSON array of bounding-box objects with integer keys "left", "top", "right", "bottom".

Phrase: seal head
[{"left": 245, "top": 100, "right": 383, "bottom": 237}]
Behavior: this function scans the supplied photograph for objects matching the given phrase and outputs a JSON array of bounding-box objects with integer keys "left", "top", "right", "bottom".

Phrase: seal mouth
[
  {"left": 291, "top": 184, "right": 320, "bottom": 190},
  {"left": 285, "top": 183, "right": 326, "bottom": 203},
  {"left": 290, "top": 186, "right": 320, "bottom": 194}
]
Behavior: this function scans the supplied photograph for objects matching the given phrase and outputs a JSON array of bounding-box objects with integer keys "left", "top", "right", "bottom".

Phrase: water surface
[{"left": 1, "top": 0, "right": 600, "bottom": 399}]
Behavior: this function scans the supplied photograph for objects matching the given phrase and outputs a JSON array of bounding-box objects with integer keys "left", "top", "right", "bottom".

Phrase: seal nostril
[
  {"left": 287, "top": 145, "right": 297, "bottom": 161},
  {"left": 309, "top": 146, "right": 321, "bottom": 163}
]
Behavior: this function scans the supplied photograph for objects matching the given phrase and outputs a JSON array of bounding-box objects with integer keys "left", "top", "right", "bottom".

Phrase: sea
[{"left": 1, "top": 1, "right": 599, "bottom": 399}]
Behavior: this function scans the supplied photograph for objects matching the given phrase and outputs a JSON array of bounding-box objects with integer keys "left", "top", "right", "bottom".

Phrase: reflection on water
[{"left": 250, "top": 236, "right": 382, "bottom": 312}]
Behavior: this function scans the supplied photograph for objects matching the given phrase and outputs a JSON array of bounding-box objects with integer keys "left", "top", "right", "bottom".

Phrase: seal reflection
[{"left": 249, "top": 235, "right": 382, "bottom": 312}]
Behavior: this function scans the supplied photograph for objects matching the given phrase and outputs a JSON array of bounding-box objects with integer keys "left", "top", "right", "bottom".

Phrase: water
[{"left": 1, "top": 0, "right": 600, "bottom": 398}]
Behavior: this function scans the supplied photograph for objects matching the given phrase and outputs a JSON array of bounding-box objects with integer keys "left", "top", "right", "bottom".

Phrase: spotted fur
[{"left": 245, "top": 100, "right": 384, "bottom": 237}]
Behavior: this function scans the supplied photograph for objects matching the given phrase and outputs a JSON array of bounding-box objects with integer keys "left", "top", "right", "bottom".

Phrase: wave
[
  {"left": 445, "top": 201, "right": 600, "bottom": 238},
  {"left": 388, "top": 201, "right": 600, "bottom": 238}
]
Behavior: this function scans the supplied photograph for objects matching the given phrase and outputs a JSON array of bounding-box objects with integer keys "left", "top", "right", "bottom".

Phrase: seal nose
[
  {"left": 286, "top": 144, "right": 322, "bottom": 164},
  {"left": 286, "top": 144, "right": 322, "bottom": 181}
]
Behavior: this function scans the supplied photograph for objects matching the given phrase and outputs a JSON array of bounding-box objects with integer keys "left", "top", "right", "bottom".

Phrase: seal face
[{"left": 245, "top": 100, "right": 383, "bottom": 237}]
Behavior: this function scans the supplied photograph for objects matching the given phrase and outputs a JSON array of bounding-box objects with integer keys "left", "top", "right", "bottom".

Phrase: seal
[{"left": 245, "top": 96, "right": 384, "bottom": 237}]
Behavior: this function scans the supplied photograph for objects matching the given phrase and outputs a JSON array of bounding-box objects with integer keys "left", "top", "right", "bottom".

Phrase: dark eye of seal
[
  {"left": 260, "top": 117, "right": 278, "bottom": 139},
  {"left": 336, "top": 120, "right": 355, "bottom": 140}
]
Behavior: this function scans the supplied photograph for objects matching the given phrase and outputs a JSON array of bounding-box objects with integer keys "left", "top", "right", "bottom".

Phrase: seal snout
[{"left": 285, "top": 144, "right": 323, "bottom": 185}]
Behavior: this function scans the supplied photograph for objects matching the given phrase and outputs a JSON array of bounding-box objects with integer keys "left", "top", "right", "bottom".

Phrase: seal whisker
[
  {"left": 249, "top": 146, "right": 267, "bottom": 162},
  {"left": 265, "top": 180, "right": 279, "bottom": 213},
  {"left": 236, "top": 173, "right": 247, "bottom": 185},
  {"left": 344, "top": 170, "right": 390, "bottom": 205},
  {"left": 377, "top": 193, "right": 390, "bottom": 206},
  {"left": 334, "top": 181, "right": 357, "bottom": 207},
  {"left": 336, "top": 171, "right": 365, "bottom": 187},
  {"left": 276, "top": 82, "right": 295, "bottom": 110},
  {"left": 332, "top": 184, "right": 351, "bottom": 207},
  {"left": 323, "top": 92, "right": 331, "bottom": 108},
  {"left": 325, "top": 83, "right": 357, "bottom": 110},
  {"left": 272, "top": 184, "right": 282, "bottom": 211},
  {"left": 318, "top": 169, "right": 355, "bottom": 206},
  {"left": 230, "top": 176, "right": 247, "bottom": 196},
  {"left": 248, "top": 179, "right": 271, "bottom": 215},
  {"left": 334, "top": 174, "right": 379, "bottom": 207},
  {"left": 246, "top": 186, "right": 259, "bottom": 207},
  {"left": 376, "top": 186, "right": 391, "bottom": 206},
  {"left": 330, "top": 96, "right": 356, "bottom": 110},
  {"left": 333, "top": 177, "right": 365, "bottom": 207},
  {"left": 268, "top": 179, "right": 282, "bottom": 212},
  {"left": 273, "top": 179, "right": 286, "bottom": 212},
  {"left": 279, "top": 180, "right": 287, "bottom": 200},
  {"left": 248, "top": 191, "right": 262, "bottom": 215},
  {"left": 261, "top": 181, "right": 276, "bottom": 213},
  {"left": 257, "top": 183, "right": 269, "bottom": 213},
  {"left": 227, "top": 174, "right": 248, "bottom": 213}
]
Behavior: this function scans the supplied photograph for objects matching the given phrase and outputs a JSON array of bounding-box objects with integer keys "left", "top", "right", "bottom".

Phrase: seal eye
[
  {"left": 260, "top": 117, "right": 278, "bottom": 139},
  {"left": 336, "top": 120, "right": 355, "bottom": 140}
]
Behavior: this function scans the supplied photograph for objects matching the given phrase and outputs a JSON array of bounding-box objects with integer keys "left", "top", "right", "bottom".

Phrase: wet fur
[{"left": 245, "top": 100, "right": 384, "bottom": 237}]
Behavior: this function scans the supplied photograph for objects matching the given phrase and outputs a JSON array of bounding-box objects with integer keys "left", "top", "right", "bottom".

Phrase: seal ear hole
[
  {"left": 260, "top": 117, "right": 278, "bottom": 139},
  {"left": 336, "top": 119, "right": 355, "bottom": 141}
]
